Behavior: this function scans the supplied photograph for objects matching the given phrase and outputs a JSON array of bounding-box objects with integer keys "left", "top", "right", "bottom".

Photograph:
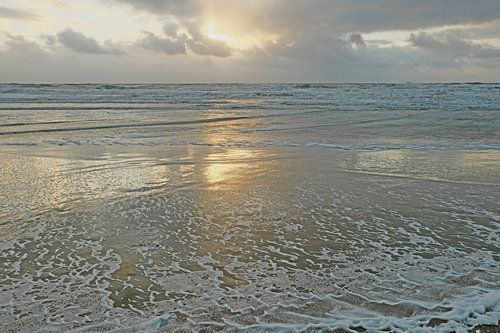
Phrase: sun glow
[
  {"left": 206, "top": 22, "right": 233, "bottom": 43},
  {"left": 204, "top": 21, "right": 268, "bottom": 50},
  {"left": 201, "top": 14, "right": 281, "bottom": 51}
]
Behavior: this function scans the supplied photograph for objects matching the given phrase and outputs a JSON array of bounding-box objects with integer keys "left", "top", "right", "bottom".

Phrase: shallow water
[{"left": 0, "top": 84, "right": 499, "bottom": 332}]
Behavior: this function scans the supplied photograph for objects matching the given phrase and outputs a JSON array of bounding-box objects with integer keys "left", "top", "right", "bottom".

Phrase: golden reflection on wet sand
[
  {"left": 204, "top": 149, "right": 257, "bottom": 184},
  {"left": 1, "top": 144, "right": 500, "bottom": 329},
  {"left": 196, "top": 148, "right": 274, "bottom": 287}
]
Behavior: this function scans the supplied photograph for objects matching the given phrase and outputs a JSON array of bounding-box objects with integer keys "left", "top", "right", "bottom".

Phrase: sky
[{"left": 1, "top": 0, "right": 500, "bottom": 83}]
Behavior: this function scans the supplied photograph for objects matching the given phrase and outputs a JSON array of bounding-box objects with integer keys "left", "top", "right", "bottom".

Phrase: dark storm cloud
[
  {"left": 57, "top": 28, "right": 125, "bottom": 55},
  {"left": 0, "top": 6, "right": 37, "bottom": 20}
]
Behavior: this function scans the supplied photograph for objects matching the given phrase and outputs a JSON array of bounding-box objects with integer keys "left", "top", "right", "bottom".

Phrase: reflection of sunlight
[
  {"left": 356, "top": 150, "right": 409, "bottom": 171},
  {"left": 206, "top": 163, "right": 239, "bottom": 183},
  {"left": 6, "top": 153, "right": 175, "bottom": 216},
  {"left": 205, "top": 149, "right": 255, "bottom": 184},
  {"left": 459, "top": 151, "right": 500, "bottom": 168},
  {"left": 197, "top": 148, "right": 269, "bottom": 287}
]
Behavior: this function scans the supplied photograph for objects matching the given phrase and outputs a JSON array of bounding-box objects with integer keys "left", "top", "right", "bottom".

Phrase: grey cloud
[
  {"left": 137, "top": 31, "right": 186, "bottom": 55},
  {"left": 112, "top": 0, "right": 500, "bottom": 33},
  {"left": 2, "top": 33, "right": 500, "bottom": 83},
  {"left": 431, "top": 21, "right": 500, "bottom": 40},
  {"left": 186, "top": 38, "right": 232, "bottom": 57},
  {"left": 411, "top": 33, "right": 449, "bottom": 50},
  {"left": 248, "top": 31, "right": 365, "bottom": 63},
  {"left": 326, "top": 0, "right": 500, "bottom": 33},
  {"left": 57, "top": 28, "right": 125, "bottom": 55},
  {"left": 138, "top": 21, "right": 232, "bottom": 57},
  {"left": 113, "top": 0, "right": 198, "bottom": 16},
  {"left": 183, "top": 22, "right": 232, "bottom": 57},
  {"left": 163, "top": 22, "right": 181, "bottom": 37},
  {"left": 41, "top": 34, "right": 58, "bottom": 46},
  {"left": 410, "top": 32, "right": 500, "bottom": 58},
  {"left": 2, "top": 1, "right": 500, "bottom": 83},
  {"left": 0, "top": 6, "right": 37, "bottom": 20},
  {"left": 3, "top": 34, "right": 45, "bottom": 54},
  {"left": 113, "top": 0, "right": 500, "bottom": 62},
  {"left": 349, "top": 34, "right": 366, "bottom": 48}
]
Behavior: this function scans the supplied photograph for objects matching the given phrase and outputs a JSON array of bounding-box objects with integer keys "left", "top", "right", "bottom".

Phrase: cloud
[
  {"left": 3, "top": 34, "right": 45, "bottom": 54},
  {"left": 349, "top": 34, "right": 366, "bottom": 48},
  {"left": 113, "top": 0, "right": 500, "bottom": 61},
  {"left": 2, "top": 33, "right": 500, "bottom": 83},
  {"left": 163, "top": 22, "right": 181, "bottom": 37},
  {"left": 186, "top": 38, "right": 232, "bottom": 57},
  {"left": 183, "top": 22, "right": 232, "bottom": 57},
  {"left": 137, "top": 31, "right": 186, "bottom": 55},
  {"left": 112, "top": 0, "right": 500, "bottom": 34},
  {"left": 2, "top": 1, "right": 500, "bottom": 82},
  {"left": 57, "top": 28, "right": 125, "bottom": 55},
  {"left": 410, "top": 31, "right": 500, "bottom": 58},
  {"left": 41, "top": 34, "right": 58, "bottom": 46},
  {"left": 137, "top": 21, "right": 232, "bottom": 57},
  {"left": 0, "top": 6, "right": 37, "bottom": 20},
  {"left": 112, "top": 0, "right": 198, "bottom": 16}
]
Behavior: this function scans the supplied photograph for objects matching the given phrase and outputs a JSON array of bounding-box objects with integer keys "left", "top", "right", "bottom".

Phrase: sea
[{"left": 0, "top": 83, "right": 499, "bottom": 332}]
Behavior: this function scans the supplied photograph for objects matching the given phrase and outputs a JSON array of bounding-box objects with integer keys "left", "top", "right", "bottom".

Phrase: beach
[{"left": 0, "top": 84, "right": 499, "bottom": 332}]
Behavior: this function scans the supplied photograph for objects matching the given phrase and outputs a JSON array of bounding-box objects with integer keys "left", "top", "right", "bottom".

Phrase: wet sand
[{"left": 1, "top": 144, "right": 499, "bottom": 332}]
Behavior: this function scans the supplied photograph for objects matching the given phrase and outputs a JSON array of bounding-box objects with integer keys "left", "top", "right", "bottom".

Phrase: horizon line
[{"left": 1, "top": 81, "right": 499, "bottom": 85}]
